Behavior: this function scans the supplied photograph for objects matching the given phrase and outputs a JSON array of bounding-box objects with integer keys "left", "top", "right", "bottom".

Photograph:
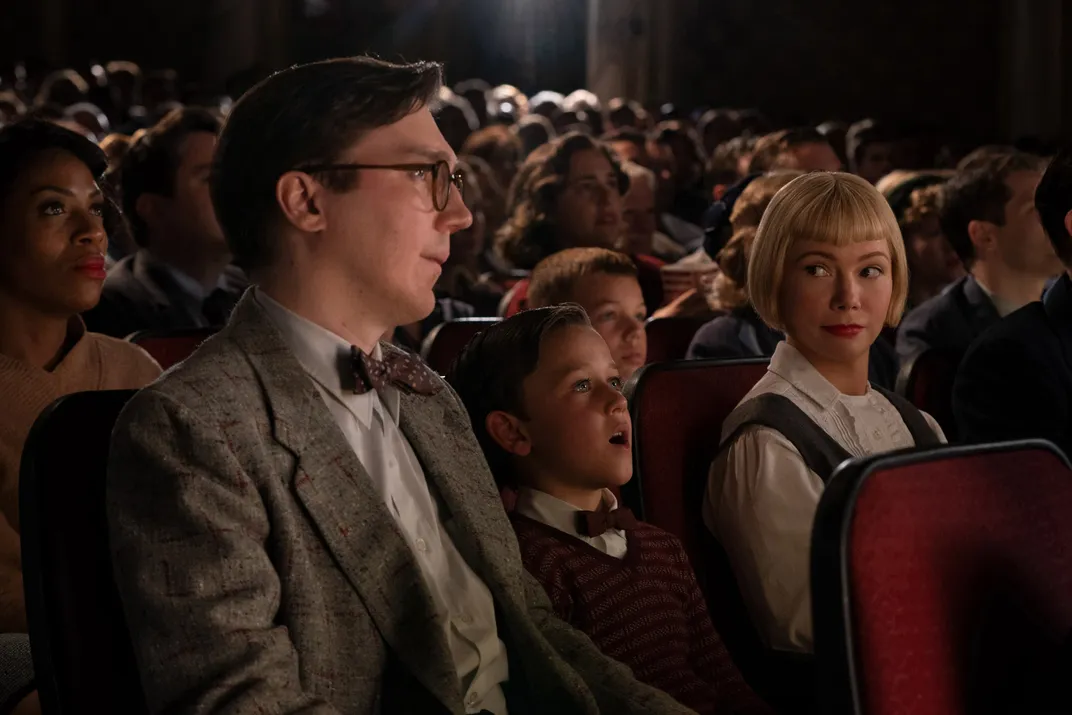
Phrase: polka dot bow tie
[
  {"left": 576, "top": 506, "right": 638, "bottom": 537},
  {"left": 350, "top": 346, "right": 442, "bottom": 397}
]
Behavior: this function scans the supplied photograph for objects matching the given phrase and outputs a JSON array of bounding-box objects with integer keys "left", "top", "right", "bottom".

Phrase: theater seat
[
  {"left": 812, "top": 439, "right": 1072, "bottom": 715},
  {"left": 895, "top": 347, "right": 964, "bottom": 440},
  {"left": 623, "top": 358, "right": 813, "bottom": 709},
  {"left": 128, "top": 327, "right": 217, "bottom": 370},
  {"left": 420, "top": 318, "right": 500, "bottom": 375},
  {"left": 20, "top": 390, "right": 147, "bottom": 715},
  {"left": 644, "top": 315, "right": 711, "bottom": 363}
]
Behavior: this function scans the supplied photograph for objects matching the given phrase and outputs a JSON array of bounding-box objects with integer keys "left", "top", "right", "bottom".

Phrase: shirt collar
[
  {"left": 768, "top": 340, "right": 870, "bottom": 411},
  {"left": 143, "top": 251, "right": 224, "bottom": 302},
  {"left": 254, "top": 287, "right": 400, "bottom": 428},
  {"left": 514, "top": 487, "right": 620, "bottom": 538},
  {"left": 972, "top": 274, "right": 1025, "bottom": 318}
]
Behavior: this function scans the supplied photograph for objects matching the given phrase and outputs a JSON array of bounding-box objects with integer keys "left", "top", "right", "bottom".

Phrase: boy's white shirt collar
[{"left": 514, "top": 487, "right": 628, "bottom": 559}]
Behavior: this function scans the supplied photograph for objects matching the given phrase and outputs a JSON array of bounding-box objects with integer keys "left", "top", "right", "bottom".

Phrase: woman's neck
[
  {"left": 787, "top": 337, "right": 870, "bottom": 396},
  {"left": 0, "top": 298, "right": 73, "bottom": 371}
]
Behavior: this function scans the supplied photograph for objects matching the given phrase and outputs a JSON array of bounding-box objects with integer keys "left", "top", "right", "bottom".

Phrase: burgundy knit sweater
[{"left": 511, "top": 514, "right": 771, "bottom": 715}]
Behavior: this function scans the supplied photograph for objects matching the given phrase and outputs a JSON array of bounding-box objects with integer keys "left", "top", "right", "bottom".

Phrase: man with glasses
[{"left": 106, "top": 57, "right": 694, "bottom": 715}]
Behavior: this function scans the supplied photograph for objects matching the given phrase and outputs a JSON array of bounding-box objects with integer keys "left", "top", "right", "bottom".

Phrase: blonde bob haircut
[{"left": 747, "top": 172, "right": 908, "bottom": 330}]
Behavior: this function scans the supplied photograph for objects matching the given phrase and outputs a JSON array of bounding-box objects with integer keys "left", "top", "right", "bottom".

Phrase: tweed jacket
[{"left": 107, "top": 291, "right": 695, "bottom": 715}]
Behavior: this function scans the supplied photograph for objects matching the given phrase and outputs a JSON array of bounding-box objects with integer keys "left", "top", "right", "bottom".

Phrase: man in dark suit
[
  {"left": 953, "top": 150, "right": 1072, "bottom": 456},
  {"left": 83, "top": 107, "right": 244, "bottom": 338},
  {"left": 896, "top": 151, "right": 1061, "bottom": 364},
  {"left": 107, "top": 57, "right": 695, "bottom": 715}
]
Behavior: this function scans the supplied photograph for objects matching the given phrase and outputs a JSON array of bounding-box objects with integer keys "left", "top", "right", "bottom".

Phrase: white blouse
[{"left": 703, "top": 341, "right": 945, "bottom": 654}]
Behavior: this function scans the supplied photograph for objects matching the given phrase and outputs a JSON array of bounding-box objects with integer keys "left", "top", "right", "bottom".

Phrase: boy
[
  {"left": 527, "top": 247, "right": 648, "bottom": 379},
  {"left": 448, "top": 305, "right": 771, "bottom": 715}
]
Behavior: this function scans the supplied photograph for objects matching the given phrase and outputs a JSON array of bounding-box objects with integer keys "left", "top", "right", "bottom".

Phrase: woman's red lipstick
[
  {"left": 822, "top": 324, "right": 864, "bottom": 338},
  {"left": 75, "top": 255, "right": 107, "bottom": 280}
]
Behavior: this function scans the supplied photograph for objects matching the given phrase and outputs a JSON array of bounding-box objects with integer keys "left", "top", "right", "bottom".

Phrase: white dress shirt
[
  {"left": 257, "top": 289, "right": 509, "bottom": 715},
  {"left": 514, "top": 488, "right": 628, "bottom": 559},
  {"left": 703, "top": 341, "right": 945, "bottom": 654}
]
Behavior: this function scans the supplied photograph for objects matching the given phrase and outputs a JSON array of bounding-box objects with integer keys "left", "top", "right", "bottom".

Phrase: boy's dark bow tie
[
  {"left": 576, "top": 505, "right": 638, "bottom": 537},
  {"left": 350, "top": 346, "right": 442, "bottom": 396}
]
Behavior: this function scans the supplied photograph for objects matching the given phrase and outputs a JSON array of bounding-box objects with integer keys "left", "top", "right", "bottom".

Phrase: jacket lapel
[{"left": 224, "top": 294, "right": 463, "bottom": 710}]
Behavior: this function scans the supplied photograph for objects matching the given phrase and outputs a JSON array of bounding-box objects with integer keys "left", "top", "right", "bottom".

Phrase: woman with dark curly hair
[{"left": 495, "top": 132, "right": 664, "bottom": 315}]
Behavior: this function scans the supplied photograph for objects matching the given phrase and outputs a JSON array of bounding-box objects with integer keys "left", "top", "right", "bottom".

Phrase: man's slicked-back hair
[
  {"left": 211, "top": 56, "right": 443, "bottom": 272},
  {"left": 446, "top": 304, "right": 591, "bottom": 486}
]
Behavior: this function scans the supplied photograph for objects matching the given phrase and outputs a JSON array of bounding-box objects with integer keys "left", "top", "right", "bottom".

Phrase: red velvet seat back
[
  {"left": 643, "top": 316, "right": 711, "bottom": 364},
  {"left": 128, "top": 327, "right": 217, "bottom": 370},
  {"left": 420, "top": 318, "right": 500, "bottom": 375},
  {"left": 812, "top": 440, "right": 1072, "bottom": 715},
  {"left": 895, "top": 347, "right": 964, "bottom": 440}
]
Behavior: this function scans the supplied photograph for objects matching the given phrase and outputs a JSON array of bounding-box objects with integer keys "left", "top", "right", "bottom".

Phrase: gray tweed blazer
[{"left": 107, "top": 292, "right": 695, "bottom": 715}]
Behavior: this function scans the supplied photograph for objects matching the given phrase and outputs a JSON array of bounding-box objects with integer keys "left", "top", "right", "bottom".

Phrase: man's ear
[
  {"left": 1063, "top": 209, "right": 1072, "bottom": 243},
  {"left": 276, "top": 171, "right": 327, "bottom": 233},
  {"left": 485, "top": 410, "right": 532, "bottom": 457},
  {"left": 967, "top": 219, "right": 997, "bottom": 256}
]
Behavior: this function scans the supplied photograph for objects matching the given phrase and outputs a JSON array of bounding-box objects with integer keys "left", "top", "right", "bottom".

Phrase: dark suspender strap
[
  {"left": 873, "top": 386, "right": 942, "bottom": 447},
  {"left": 719, "top": 394, "right": 853, "bottom": 483}
]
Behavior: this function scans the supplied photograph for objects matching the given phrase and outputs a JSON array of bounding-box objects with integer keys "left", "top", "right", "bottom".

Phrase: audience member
[
  {"left": 0, "top": 91, "right": 27, "bottom": 123},
  {"left": 454, "top": 77, "right": 490, "bottom": 128},
  {"left": 846, "top": 118, "right": 899, "bottom": 184},
  {"left": 619, "top": 161, "right": 687, "bottom": 261},
  {"left": 461, "top": 124, "right": 522, "bottom": 202},
  {"left": 431, "top": 87, "right": 478, "bottom": 152},
  {"left": 83, "top": 107, "right": 244, "bottom": 338},
  {"left": 604, "top": 127, "right": 650, "bottom": 165},
  {"left": 881, "top": 172, "right": 964, "bottom": 308},
  {"left": 527, "top": 248, "right": 648, "bottom": 380},
  {"left": 698, "top": 109, "right": 742, "bottom": 157},
  {"left": 0, "top": 120, "right": 161, "bottom": 715},
  {"left": 748, "top": 128, "right": 842, "bottom": 174},
  {"left": 606, "top": 97, "right": 648, "bottom": 131},
  {"left": 515, "top": 113, "right": 556, "bottom": 157},
  {"left": 953, "top": 149, "right": 1072, "bottom": 455},
  {"left": 33, "top": 69, "right": 90, "bottom": 109},
  {"left": 448, "top": 305, "right": 771, "bottom": 714},
  {"left": 896, "top": 151, "right": 1059, "bottom": 363},
  {"left": 816, "top": 120, "right": 849, "bottom": 167},
  {"left": 705, "top": 172, "right": 944, "bottom": 654},
  {"left": 487, "top": 83, "right": 528, "bottom": 125},
  {"left": 529, "top": 90, "right": 565, "bottom": 122},
  {"left": 106, "top": 56, "right": 695, "bottom": 715},
  {"left": 649, "top": 121, "right": 709, "bottom": 226},
  {"left": 563, "top": 90, "right": 604, "bottom": 136}
]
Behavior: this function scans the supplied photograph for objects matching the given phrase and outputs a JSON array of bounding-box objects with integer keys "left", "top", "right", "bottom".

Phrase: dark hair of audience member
[
  {"left": 515, "top": 114, "right": 555, "bottom": 157},
  {"left": 121, "top": 106, "right": 222, "bottom": 248},
  {"left": 955, "top": 145, "right": 1017, "bottom": 172},
  {"left": 495, "top": 132, "right": 628, "bottom": 270},
  {"left": 748, "top": 127, "right": 832, "bottom": 173},
  {"left": 446, "top": 303, "right": 591, "bottom": 486},
  {"left": 462, "top": 124, "right": 522, "bottom": 190},
  {"left": 1034, "top": 149, "right": 1072, "bottom": 266},
  {"left": 211, "top": 57, "right": 443, "bottom": 272},
  {"left": 527, "top": 247, "right": 638, "bottom": 309},
  {"left": 431, "top": 88, "right": 478, "bottom": 152},
  {"left": 34, "top": 69, "right": 90, "bottom": 108},
  {"left": 697, "top": 109, "right": 742, "bottom": 154},
  {"left": 939, "top": 151, "right": 1045, "bottom": 268},
  {"left": 606, "top": 98, "right": 646, "bottom": 131}
]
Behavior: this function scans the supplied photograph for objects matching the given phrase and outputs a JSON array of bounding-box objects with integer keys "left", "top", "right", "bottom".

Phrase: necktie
[
  {"left": 576, "top": 505, "right": 638, "bottom": 537},
  {"left": 350, "top": 346, "right": 442, "bottom": 396}
]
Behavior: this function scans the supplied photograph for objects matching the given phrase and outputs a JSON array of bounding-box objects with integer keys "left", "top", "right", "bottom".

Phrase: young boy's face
[
  {"left": 518, "top": 324, "right": 633, "bottom": 491},
  {"left": 568, "top": 273, "right": 647, "bottom": 380}
]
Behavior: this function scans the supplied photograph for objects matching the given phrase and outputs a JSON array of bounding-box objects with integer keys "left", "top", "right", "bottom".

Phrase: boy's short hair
[
  {"left": 939, "top": 151, "right": 1044, "bottom": 267},
  {"left": 527, "top": 248, "right": 638, "bottom": 309},
  {"left": 1035, "top": 149, "right": 1072, "bottom": 268},
  {"left": 447, "top": 304, "right": 592, "bottom": 486},
  {"left": 747, "top": 171, "right": 909, "bottom": 330}
]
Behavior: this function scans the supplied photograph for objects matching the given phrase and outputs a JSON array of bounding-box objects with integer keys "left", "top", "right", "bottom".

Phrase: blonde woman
[{"left": 703, "top": 172, "right": 946, "bottom": 655}]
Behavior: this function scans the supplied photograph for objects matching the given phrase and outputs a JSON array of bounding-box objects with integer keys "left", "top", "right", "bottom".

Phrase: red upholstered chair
[
  {"left": 812, "top": 439, "right": 1072, "bottom": 715},
  {"left": 128, "top": 327, "right": 217, "bottom": 370},
  {"left": 895, "top": 347, "right": 964, "bottom": 440},
  {"left": 20, "top": 390, "right": 148, "bottom": 714},
  {"left": 420, "top": 318, "right": 500, "bottom": 375},
  {"left": 643, "top": 315, "right": 711, "bottom": 363}
]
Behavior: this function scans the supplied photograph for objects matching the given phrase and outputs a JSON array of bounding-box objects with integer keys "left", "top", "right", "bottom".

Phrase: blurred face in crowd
[
  {"left": 780, "top": 239, "right": 893, "bottom": 383},
  {"left": 985, "top": 170, "right": 1063, "bottom": 279},
  {"left": 856, "top": 142, "right": 897, "bottom": 184},
  {"left": 448, "top": 165, "right": 486, "bottom": 266},
  {"left": 905, "top": 214, "right": 964, "bottom": 300},
  {"left": 619, "top": 173, "right": 657, "bottom": 256},
  {"left": 144, "top": 131, "right": 226, "bottom": 258},
  {"left": 569, "top": 272, "right": 648, "bottom": 380},
  {"left": 0, "top": 150, "right": 109, "bottom": 316},
  {"left": 782, "top": 142, "right": 843, "bottom": 173},
  {"left": 554, "top": 149, "right": 623, "bottom": 250}
]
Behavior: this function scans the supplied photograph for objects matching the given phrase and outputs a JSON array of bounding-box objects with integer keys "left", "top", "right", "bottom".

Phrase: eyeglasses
[{"left": 295, "top": 160, "right": 465, "bottom": 212}]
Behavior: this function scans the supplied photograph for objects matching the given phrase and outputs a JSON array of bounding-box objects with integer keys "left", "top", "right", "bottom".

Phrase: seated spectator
[
  {"left": 881, "top": 172, "right": 965, "bottom": 309},
  {"left": 649, "top": 121, "right": 709, "bottom": 227},
  {"left": 705, "top": 172, "right": 945, "bottom": 654},
  {"left": 747, "top": 128, "right": 843, "bottom": 174},
  {"left": 688, "top": 171, "right": 899, "bottom": 388},
  {"left": 0, "top": 91, "right": 27, "bottom": 124},
  {"left": 33, "top": 69, "right": 90, "bottom": 109},
  {"left": 896, "top": 151, "right": 1059, "bottom": 363},
  {"left": 515, "top": 114, "right": 555, "bottom": 158},
  {"left": 953, "top": 149, "right": 1072, "bottom": 456},
  {"left": 83, "top": 107, "right": 245, "bottom": 338},
  {"left": 527, "top": 248, "right": 648, "bottom": 380},
  {"left": 529, "top": 90, "right": 565, "bottom": 122},
  {"left": 846, "top": 119, "right": 899, "bottom": 185},
  {"left": 431, "top": 87, "right": 478, "bottom": 152},
  {"left": 487, "top": 84, "right": 529, "bottom": 125},
  {"left": 448, "top": 305, "right": 771, "bottom": 715},
  {"left": 461, "top": 124, "right": 522, "bottom": 203},
  {"left": 454, "top": 77, "right": 490, "bottom": 127},
  {"left": 816, "top": 120, "right": 849, "bottom": 167},
  {"left": 606, "top": 97, "right": 648, "bottom": 131},
  {"left": 563, "top": 90, "right": 604, "bottom": 135},
  {"left": 618, "top": 161, "right": 687, "bottom": 262},
  {"left": 698, "top": 109, "right": 742, "bottom": 158},
  {"left": 604, "top": 127, "right": 650, "bottom": 166},
  {"left": 0, "top": 120, "right": 161, "bottom": 714},
  {"left": 496, "top": 132, "right": 665, "bottom": 313}
]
